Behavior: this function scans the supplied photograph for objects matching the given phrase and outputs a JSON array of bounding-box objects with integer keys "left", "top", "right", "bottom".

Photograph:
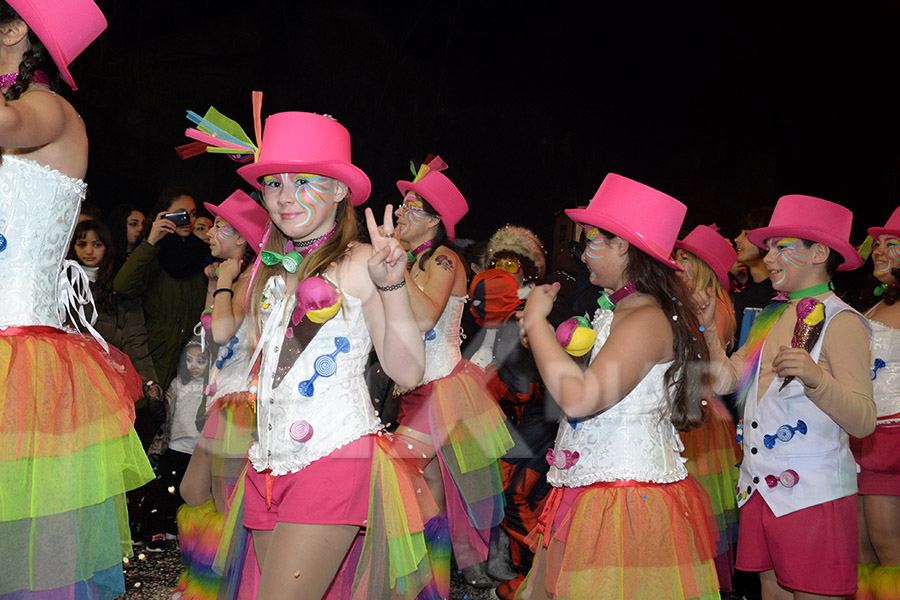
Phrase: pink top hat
[
  {"left": 675, "top": 225, "right": 737, "bottom": 288},
  {"left": 396, "top": 156, "right": 468, "bottom": 242},
  {"left": 565, "top": 173, "right": 686, "bottom": 269},
  {"left": 8, "top": 0, "right": 106, "bottom": 90},
  {"left": 868, "top": 207, "right": 900, "bottom": 240},
  {"left": 237, "top": 112, "right": 371, "bottom": 205},
  {"left": 204, "top": 190, "right": 270, "bottom": 254},
  {"left": 747, "top": 195, "right": 863, "bottom": 271}
]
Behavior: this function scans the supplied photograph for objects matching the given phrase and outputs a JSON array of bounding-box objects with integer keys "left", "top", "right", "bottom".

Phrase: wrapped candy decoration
[
  {"left": 556, "top": 316, "right": 596, "bottom": 357},
  {"left": 779, "top": 298, "right": 825, "bottom": 391}
]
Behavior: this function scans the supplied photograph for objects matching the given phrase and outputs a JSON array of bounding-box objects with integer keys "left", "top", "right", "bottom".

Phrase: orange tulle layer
[
  {"left": 0, "top": 326, "right": 143, "bottom": 459},
  {"left": 518, "top": 477, "right": 721, "bottom": 600}
]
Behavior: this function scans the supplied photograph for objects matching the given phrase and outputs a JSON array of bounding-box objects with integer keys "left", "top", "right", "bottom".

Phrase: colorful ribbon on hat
[{"left": 409, "top": 155, "right": 449, "bottom": 184}]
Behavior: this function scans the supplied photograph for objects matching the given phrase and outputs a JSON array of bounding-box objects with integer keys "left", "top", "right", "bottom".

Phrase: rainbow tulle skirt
[
  {"left": 517, "top": 477, "right": 721, "bottom": 600},
  {"left": 0, "top": 326, "right": 154, "bottom": 599},
  {"left": 680, "top": 397, "right": 741, "bottom": 591}
]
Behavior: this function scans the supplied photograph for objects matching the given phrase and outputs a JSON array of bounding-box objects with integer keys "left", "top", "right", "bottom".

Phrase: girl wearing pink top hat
[
  {"left": 189, "top": 103, "right": 432, "bottom": 598},
  {"left": 852, "top": 207, "right": 900, "bottom": 599},
  {"left": 517, "top": 174, "right": 720, "bottom": 599},
  {"left": 0, "top": 0, "right": 155, "bottom": 598},
  {"left": 168, "top": 190, "right": 269, "bottom": 599},
  {"left": 391, "top": 156, "right": 513, "bottom": 596},
  {"left": 674, "top": 224, "right": 742, "bottom": 595}
]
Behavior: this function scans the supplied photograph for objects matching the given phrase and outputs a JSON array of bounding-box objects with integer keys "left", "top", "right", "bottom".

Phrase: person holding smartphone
[{"left": 114, "top": 187, "right": 210, "bottom": 392}]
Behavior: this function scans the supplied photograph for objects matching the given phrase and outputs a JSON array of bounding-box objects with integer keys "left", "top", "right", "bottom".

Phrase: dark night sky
[{"left": 68, "top": 1, "right": 900, "bottom": 252}]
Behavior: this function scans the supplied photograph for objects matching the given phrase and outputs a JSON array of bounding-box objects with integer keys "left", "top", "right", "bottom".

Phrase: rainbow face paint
[
  {"left": 675, "top": 249, "right": 696, "bottom": 282},
  {"left": 583, "top": 227, "right": 611, "bottom": 283},
  {"left": 873, "top": 235, "right": 900, "bottom": 277},
  {"left": 209, "top": 217, "right": 236, "bottom": 257},
  {"left": 765, "top": 237, "right": 809, "bottom": 288},
  {"left": 262, "top": 173, "right": 331, "bottom": 228},
  {"left": 397, "top": 194, "right": 429, "bottom": 239}
]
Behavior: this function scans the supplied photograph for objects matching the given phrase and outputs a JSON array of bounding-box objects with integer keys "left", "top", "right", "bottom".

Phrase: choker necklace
[
  {"left": 597, "top": 282, "right": 637, "bottom": 311},
  {"left": 261, "top": 223, "right": 338, "bottom": 274},
  {"left": 407, "top": 239, "right": 434, "bottom": 264},
  {"left": 292, "top": 222, "right": 338, "bottom": 257},
  {"left": 875, "top": 282, "right": 899, "bottom": 297},
  {"left": 0, "top": 70, "right": 50, "bottom": 88}
]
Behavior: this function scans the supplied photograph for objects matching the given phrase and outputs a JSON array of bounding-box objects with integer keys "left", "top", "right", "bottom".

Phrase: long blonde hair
[
  {"left": 247, "top": 196, "right": 358, "bottom": 343},
  {"left": 680, "top": 249, "right": 736, "bottom": 350}
]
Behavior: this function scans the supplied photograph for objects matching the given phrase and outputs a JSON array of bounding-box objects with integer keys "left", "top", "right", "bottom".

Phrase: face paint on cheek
[
  {"left": 770, "top": 237, "right": 807, "bottom": 286},
  {"left": 295, "top": 175, "right": 330, "bottom": 227},
  {"left": 875, "top": 239, "right": 900, "bottom": 276},
  {"left": 210, "top": 220, "right": 235, "bottom": 256}
]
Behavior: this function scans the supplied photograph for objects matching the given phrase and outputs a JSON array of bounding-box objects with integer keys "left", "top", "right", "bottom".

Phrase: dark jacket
[{"left": 113, "top": 238, "right": 208, "bottom": 389}]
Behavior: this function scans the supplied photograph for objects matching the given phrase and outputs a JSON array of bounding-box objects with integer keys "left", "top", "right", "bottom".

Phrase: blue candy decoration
[
  {"left": 215, "top": 335, "right": 239, "bottom": 369},
  {"left": 299, "top": 336, "right": 351, "bottom": 397},
  {"left": 763, "top": 419, "right": 807, "bottom": 449},
  {"left": 424, "top": 329, "right": 437, "bottom": 341},
  {"left": 0, "top": 232, "right": 6, "bottom": 253},
  {"left": 872, "top": 358, "right": 886, "bottom": 380}
]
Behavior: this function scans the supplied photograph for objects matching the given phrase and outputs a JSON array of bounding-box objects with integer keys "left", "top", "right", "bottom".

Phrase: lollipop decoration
[
  {"left": 779, "top": 298, "right": 825, "bottom": 391},
  {"left": 556, "top": 316, "right": 596, "bottom": 357}
]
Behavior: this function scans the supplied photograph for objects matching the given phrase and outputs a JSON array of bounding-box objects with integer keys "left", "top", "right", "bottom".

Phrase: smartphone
[{"left": 163, "top": 210, "right": 191, "bottom": 227}]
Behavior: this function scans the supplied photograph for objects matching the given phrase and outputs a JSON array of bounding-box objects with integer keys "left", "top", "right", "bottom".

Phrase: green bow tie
[
  {"left": 260, "top": 250, "right": 303, "bottom": 273},
  {"left": 597, "top": 292, "right": 616, "bottom": 311}
]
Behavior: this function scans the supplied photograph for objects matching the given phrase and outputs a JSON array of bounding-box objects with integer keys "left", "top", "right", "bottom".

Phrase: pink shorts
[
  {"left": 736, "top": 493, "right": 857, "bottom": 596},
  {"left": 851, "top": 420, "right": 900, "bottom": 496},
  {"left": 243, "top": 435, "right": 374, "bottom": 530}
]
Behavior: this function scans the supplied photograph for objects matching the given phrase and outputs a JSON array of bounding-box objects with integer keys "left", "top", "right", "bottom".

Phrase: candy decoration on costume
[
  {"left": 556, "top": 316, "right": 597, "bottom": 356},
  {"left": 261, "top": 249, "right": 302, "bottom": 273},
  {"left": 874, "top": 282, "right": 899, "bottom": 297},
  {"left": 736, "top": 421, "right": 743, "bottom": 446},
  {"left": 289, "top": 420, "right": 314, "bottom": 443},
  {"left": 765, "top": 469, "right": 800, "bottom": 488},
  {"left": 596, "top": 282, "right": 637, "bottom": 311},
  {"left": 779, "top": 298, "right": 826, "bottom": 391},
  {"left": 292, "top": 276, "right": 341, "bottom": 325},
  {"left": 763, "top": 420, "right": 808, "bottom": 449},
  {"left": 546, "top": 448, "right": 580, "bottom": 470},
  {"left": 872, "top": 358, "right": 886, "bottom": 380},
  {"left": 299, "top": 336, "right": 351, "bottom": 397},
  {"left": 215, "top": 336, "right": 239, "bottom": 369},
  {"left": 424, "top": 328, "right": 437, "bottom": 342}
]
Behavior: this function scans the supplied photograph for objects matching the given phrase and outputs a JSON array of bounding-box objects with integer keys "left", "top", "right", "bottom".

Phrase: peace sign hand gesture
[{"left": 365, "top": 205, "right": 407, "bottom": 289}]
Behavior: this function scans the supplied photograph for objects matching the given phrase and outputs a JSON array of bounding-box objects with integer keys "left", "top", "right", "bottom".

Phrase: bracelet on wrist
[
  {"left": 375, "top": 280, "right": 406, "bottom": 293},
  {"left": 213, "top": 288, "right": 235, "bottom": 298}
]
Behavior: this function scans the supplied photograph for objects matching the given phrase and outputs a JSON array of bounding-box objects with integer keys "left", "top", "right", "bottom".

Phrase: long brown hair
[
  {"left": 247, "top": 197, "right": 357, "bottom": 343},
  {"left": 607, "top": 231, "right": 712, "bottom": 431}
]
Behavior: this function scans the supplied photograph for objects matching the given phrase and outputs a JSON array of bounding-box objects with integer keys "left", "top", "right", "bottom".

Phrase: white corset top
[
  {"left": 547, "top": 309, "right": 688, "bottom": 487},
  {"left": 249, "top": 275, "right": 381, "bottom": 475},
  {"left": 419, "top": 294, "right": 465, "bottom": 386},
  {"left": 869, "top": 316, "right": 900, "bottom": 420},
  {"left": 0, "top": 156, "right": 87, "bottom": 328}
]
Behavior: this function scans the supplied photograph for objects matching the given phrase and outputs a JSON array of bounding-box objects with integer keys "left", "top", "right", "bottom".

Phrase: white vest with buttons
[
  {"left": 248, "top": 275, "right": 382, "bottom": 476},
  {"left": 737, "top": 294, "right": 870, "bottom": 517}
]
